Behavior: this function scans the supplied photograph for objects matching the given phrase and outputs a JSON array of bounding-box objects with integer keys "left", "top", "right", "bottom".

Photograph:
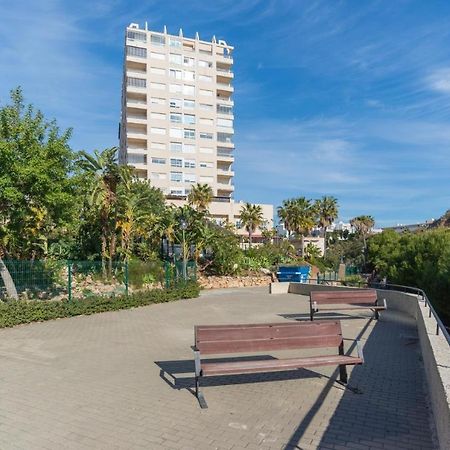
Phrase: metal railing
[
  {"left": 371, "top": 282, "right": 450, "bottom": 343},
  {"left": 309, "top": 277, "right": 450, "bottom": 344}
]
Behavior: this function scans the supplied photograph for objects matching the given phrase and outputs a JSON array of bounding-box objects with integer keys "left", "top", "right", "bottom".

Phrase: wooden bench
[
  {"left": 192, "top": 321, "right": 363, "bottom": 408},
  {"left": 309, "top": 289, "right": 387, "bottom": 321}
]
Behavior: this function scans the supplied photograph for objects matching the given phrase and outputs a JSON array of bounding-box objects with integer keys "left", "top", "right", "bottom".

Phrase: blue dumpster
[{"left": 276, "top": 266, "right": 310, "bottom": 283}]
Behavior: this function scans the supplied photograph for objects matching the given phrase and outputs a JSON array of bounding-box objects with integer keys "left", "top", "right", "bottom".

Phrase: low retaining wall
[{"left": 270, "top": 282, "right": 450, "bottom": 449}]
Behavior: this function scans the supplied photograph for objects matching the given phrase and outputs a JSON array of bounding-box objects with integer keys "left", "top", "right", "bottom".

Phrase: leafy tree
[
  {"left": 350, "top": 215, "right": 375, "bottom": 249},
  {"left": 0, "top": 87, "right": 77, "bottom": 259},
  {"left": 239, "top": 203, "right": 264, "bottom": 247},
  {"left": 187, "top": 183, "right": 213, "bottom": 212}
]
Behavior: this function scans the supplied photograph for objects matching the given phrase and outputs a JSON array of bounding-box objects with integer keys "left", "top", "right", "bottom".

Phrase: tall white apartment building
[{"left": 120, "top": 23, "right": 273, "bottom": 237}]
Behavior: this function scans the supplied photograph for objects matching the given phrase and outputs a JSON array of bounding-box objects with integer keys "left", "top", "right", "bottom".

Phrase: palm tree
[
  {"left": 239, "top": 203, "right": 264, "bottom": 247},
  {"left": 187, "top": 183, "right": 213, "bottom": 212},
  {"left": 350, "top": 215, "right": 375, "bottom": 253},
  {"left": 78, "top": 147, "right": 121, "bottom": 275},
  {"left": 314, "top": 196, "right": 339, "bottom": 256}
]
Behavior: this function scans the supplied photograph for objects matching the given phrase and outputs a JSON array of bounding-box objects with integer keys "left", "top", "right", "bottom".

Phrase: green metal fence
[{"left": 0, "top": 259, "right": 197, "bottom": 301}]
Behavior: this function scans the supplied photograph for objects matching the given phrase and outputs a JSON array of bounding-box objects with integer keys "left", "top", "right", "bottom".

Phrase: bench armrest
[{"left": 193, "top": 347, "right": 202, "bottom": 376}]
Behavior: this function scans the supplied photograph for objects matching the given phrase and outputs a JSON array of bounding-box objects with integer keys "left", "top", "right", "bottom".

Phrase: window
[
  {"left": 170, "top": 171, "right": 183, "bottom": 182},
  {"left": 198, "top": 60, "right": 212, "bottom": 68},
  {"left": 169, "top": 84, "right": 182, "bottom": 93},
  {"left": 198, "top": 74, "right": 212, "bottom": 82},
  {"left": 169, "top": 53, "right": 182, "bottom": 64},
  {"left": 170, "top": 142, "right": 182, "bottom": 152},
  {"left": 235, "top": 220, "right": 242, "bottom": 229},
  {"left": 150, "top": 51, "right": 165, "bottom": 60},
  {"left": 150, "top": 142, "right": 165, "bottom": 150},
  {"left": 170, "top": 128, "right": 183, "bottom": 138},
  {"left": 169, "top": 98, "right": 182, "bottom": 108},
  {"left": 170, "top": 113, "right": 182, "bottom": 123},
  {"left": 128, "top": 154, "right": 147, "bottom": 164},
  {"left": 150, "top": 97, "right": 165, "bottom": 105},
  {"left": 199, "top": 103, "right": 213, "bottom": 110},
  {"left": 183, "top": 114, "right": 195, "bottom": 125},
  {"left": 200, "top": 161, "right": 213, "bottom": 168},
  {"left": 150, "top": 82, "right": 165, "bottom": 90},
  {"left": 170, "top": 188, "right": 184, "bottom": 196},
  {"left": 150, "top": 34, "right": 165, "bottom": 46},
  {"left": 184, "top": 159, "right": 196, "bottom": 168},
  {"left": 184, "top": 173, "right": 196, "bottom": 183},
  {"left": 183, "top": 99, "right": 195, "bottom": 109},
  {"left": 183, "top": 144, "right": 195, "bottom": 153},
  {"left": 150, "top": 67, "right": 165, "bottom": 75},
  {"left": 127, "top": 31, "right": 146, "bottom": 42},
  {"left": 169, "top": 69, "right": 182, "bottom": 79},
  {"left": 150, "top": 127, "right": 166, "bottom": 135},
  {"left": 127, "top": 77, "right": 146, "bottom": 88},
  {"left": 199, "top": 118, "right": 214, "bottom": 125},
  {"left": 150, "top": 112, "right": 166, "bottom": 120},
  {"left": 199, "top": 89, "right": 213, "bottom": 97},
  {"left": 183, "top": 85, "right": 195, "bottom": 96},
  {"left": 217, "top": 118, "right": 233, "bottom": 128},
  {"left": 199, "top": 147, "right": 213, "bottom": 154},
  {"left": 183, "top": 71, "right": 195, "bottom": 81},
  {"left": 217, "top": 132, "right": 233, "bottom": 143},
  {"left": 184, "top": 129, "right": 195, "bottom": 139},
  {"left": 151, "top": 157, "right": 166, "bottom": 164},
  {"left": 183, "top": 56, "right": 194, "bottom": 67},
  {"left": 170, "top": 158, "right": 183, "bottom": 167},
  {"left": 151, "top": 172, "right": 167, "bottom": 180},
  {"left": 169, "top": 38, "right": 181, "bottom": 48},
  {"left": 200, "top": 132, "right": 213, "bottom": 140},
  {"left": 217, "top": 104, "right": 233, "bottom": 115},
  {"left": 126, "top": 46, "right": 147, "bottom": 58}
]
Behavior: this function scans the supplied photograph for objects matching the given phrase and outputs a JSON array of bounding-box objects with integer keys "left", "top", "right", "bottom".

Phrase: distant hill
[{"left": 427, "top": 210, "right": 450, "bottom": 229}]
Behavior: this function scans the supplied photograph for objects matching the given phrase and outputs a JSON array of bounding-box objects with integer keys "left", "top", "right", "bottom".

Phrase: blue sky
[{"left": 1, "top": 0, "right": 450, "bottom": 226}]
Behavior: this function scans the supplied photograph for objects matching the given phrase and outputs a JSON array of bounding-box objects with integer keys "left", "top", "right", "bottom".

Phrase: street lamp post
[{"left": 179, "top": 218, "right": 188, "bottom": 281}]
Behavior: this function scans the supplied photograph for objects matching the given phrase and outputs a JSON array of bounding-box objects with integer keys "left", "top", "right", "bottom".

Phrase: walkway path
[{"left": 0, "top": 287, "right": 437, "bottom": 449}]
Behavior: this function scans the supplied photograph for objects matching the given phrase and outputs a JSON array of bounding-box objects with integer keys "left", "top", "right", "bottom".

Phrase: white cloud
[{"left": 426, "top": 68, "right": 450, "bottom": 94}]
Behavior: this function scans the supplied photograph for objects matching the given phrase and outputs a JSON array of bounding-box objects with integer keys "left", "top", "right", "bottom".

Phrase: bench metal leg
[
  {"left": 195, "top": 376, "right": 208, "bottom": 409},
  {"left": 374, "top": 309, "right": 380, "bottom": 320},
  {"left": 338, "top": 342, "right": 348, "bottom": 383}
]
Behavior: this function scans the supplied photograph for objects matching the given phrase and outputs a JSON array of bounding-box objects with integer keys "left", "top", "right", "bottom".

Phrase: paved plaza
[{"left": 0, "top": 287, "right": 438, "bottom": 449}]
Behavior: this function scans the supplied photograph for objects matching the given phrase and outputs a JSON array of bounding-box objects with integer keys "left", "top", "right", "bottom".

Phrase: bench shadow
[
  {"left": 283, "top": 312, "right": 435, "bottom": 450},
  {"left": 155, "top": 356, "right": 323, "bottom": 399},
  {"left": 279, "top": 312, "right": 373, "bottom": 321}
]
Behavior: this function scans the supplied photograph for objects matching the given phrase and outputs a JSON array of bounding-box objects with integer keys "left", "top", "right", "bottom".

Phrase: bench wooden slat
[
  {"left": 202, "top": 354, "right": 363, "bottom": 376},
  {"left": 197, "top": 335, "right": 343, "bottom": 355},
  {"left": 196, "top": 321, "right": 342, "bottom": 354},
  {"left": 318, "top": 305, "right": 386, "bottom": 311},
  {"left": 310, "top": 289, "right": 377, "bottom": 305},
  {"left": 196, "top": 322, "right": 341, "bottom": 342}
]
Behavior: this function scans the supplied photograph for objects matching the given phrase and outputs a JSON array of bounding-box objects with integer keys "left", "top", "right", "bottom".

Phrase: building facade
[{"left": 119, "top": 23, "right": 273, "bottom": 236}]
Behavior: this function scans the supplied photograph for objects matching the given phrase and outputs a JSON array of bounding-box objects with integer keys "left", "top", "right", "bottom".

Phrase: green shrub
[
  {"left": 342, "top": 274, "right": 365, "bottom": 287},
  {"left": 0, "top": 281, "right": 200, "bottom": 328}
]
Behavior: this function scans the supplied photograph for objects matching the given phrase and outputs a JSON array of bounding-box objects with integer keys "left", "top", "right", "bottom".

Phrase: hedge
[{"left": 0, "top": 281, "right": 200, "bottom": 328}]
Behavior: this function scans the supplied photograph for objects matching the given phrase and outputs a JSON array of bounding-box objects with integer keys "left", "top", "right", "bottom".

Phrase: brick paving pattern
[{"left": 0, "top": 287, "right": 437, "bottom": 449}]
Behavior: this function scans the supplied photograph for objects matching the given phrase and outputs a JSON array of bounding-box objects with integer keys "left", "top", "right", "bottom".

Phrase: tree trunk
[
  {"left": 323, "top": 226, "right": 327, "bottom": 257},
  {"left": 248, "top": 230, "right": 252, "bottom": 248},
  {"left": 0, "top": 258, "right": 18, "bottom": 299}
]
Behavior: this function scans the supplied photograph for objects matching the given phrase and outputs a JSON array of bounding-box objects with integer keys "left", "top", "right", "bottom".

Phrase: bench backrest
[
  {"left": 195, "top": 321, "right": 342, "bottom": 355},
  {"left": 310, "top": 289, "right": 377, "bottom": 305}
]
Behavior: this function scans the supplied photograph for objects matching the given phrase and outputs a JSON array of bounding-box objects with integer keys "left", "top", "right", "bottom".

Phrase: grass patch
[{"left": 0, "top": 281, "right": 200, "bottom": 328}]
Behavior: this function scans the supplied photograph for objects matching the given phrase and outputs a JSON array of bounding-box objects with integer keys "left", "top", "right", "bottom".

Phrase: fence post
[
  {"left": 124, "top": 261, "right": 129, "bottom": 297},
  {"left": 164, "top": 261, "right": 170, "bottom": 289},
  {"left": 67, "top": 260, "right": 72, "bottom": 302}
]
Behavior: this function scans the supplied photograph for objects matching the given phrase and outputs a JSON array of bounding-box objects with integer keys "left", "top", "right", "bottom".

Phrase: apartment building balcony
[
  {"left": 126, "top": 124, "right": 147, "bottom": 140},
  {"left": 217, "top": 83, "right": 234, "bottom": 97},
  {"left": 216, "top": 66, "right": 234, "bottom": 78},
  {"left": 126, "top": 84, "right": 146, "bottom": 94},
  {"left": 216, "top": 53, "right": 233, "bottom": 65},
  {"left": 126, "top": 109, "right": 147, "bottom": 125},
  {"left": 216, "top": 96, "right": 234, "bottom": 106},
  {"left": 217, "top": 148, "right": 234, "bottom": 161},
  {"left": 217, "top": 133, "right": 234, "bottom": 147},
  {"left": 217, "top": 168, "right": 234, "bottom": 177},
  {"left": 126, "top": 98, "right": 147, "bottom": 109}
]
